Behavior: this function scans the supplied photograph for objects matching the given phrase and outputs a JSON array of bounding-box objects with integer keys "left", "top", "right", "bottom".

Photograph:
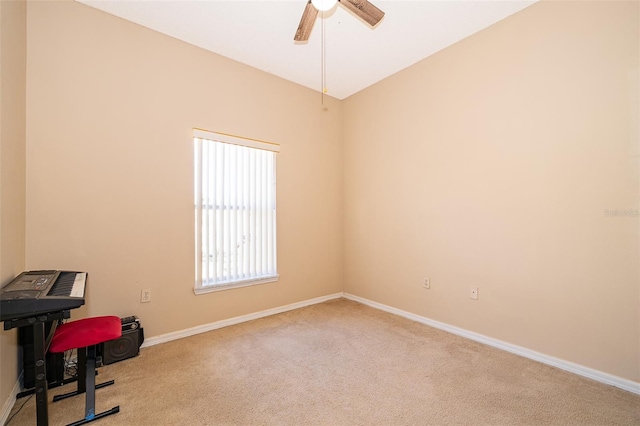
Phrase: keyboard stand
[{"left": 4, "top": 310, "right": 70, "bottom": 426}]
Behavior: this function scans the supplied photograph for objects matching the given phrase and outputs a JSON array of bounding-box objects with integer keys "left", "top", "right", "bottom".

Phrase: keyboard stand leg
[
  {"left": 33, "top": 322, "right": 49, "bottom": 426},
  {"left": 19, "top": 376, "right": 79, "bottom": 399}
]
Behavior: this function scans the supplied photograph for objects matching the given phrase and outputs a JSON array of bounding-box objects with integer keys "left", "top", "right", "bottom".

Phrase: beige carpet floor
[{"left": 6, "top": 298, "right": 640, "bottom": 425}]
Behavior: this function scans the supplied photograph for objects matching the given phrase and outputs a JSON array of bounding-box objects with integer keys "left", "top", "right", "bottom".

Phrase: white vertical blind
[{"left": 194, "top": 130, "right": 278, "bottom": 292}]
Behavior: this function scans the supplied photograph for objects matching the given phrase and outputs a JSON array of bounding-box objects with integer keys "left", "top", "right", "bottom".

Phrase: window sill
[{"left": 194, "top": 274, "right": 279, "bottom": 295}]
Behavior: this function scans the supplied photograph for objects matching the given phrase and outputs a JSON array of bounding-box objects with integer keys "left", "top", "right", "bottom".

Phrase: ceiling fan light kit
[
  {"left": 294, "top": 0, "right": 385, "bottom": 42},
  {"left": 311, "top": 0, "right": 337, "bottom": 12}
]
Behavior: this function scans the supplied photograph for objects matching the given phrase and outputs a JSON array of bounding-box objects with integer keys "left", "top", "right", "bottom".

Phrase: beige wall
[
  {"left": 25, "top": 1, "right": 343, "bottom": 336},
  {"left": 343, "top": 0, "right": 639, "bottom": 381},
  {"left": 0, "top": 0, "right": 27, "bottom": 407}
]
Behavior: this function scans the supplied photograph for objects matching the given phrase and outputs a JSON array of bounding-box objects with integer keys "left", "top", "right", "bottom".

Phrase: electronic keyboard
[{"left": 0, "top": 270, "right": 86, "bottom": 322}]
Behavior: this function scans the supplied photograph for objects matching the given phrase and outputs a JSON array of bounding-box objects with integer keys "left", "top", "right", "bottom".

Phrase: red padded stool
[{"left": 49, "top": 316, "right": 122, "bottom": 426}]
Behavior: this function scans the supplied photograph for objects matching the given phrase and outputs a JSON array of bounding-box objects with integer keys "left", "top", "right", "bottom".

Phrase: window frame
[{"left": 193, "top": 129, "right": 280, "bottom": 294}]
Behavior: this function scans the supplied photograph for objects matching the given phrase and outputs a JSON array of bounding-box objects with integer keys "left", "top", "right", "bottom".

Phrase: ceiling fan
[{"left": 294, "top": 0, "right": 385, "bottom": 42}]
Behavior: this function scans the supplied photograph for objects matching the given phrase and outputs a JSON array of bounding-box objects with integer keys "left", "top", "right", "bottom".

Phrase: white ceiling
[{"left": 77, "top": 0, "right": 537, "bottom": 100}]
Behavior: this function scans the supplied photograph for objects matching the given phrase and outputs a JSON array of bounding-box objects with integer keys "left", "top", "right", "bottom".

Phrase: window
[{"left": 193, "top": 129, "right": 279, "bottom": 294}]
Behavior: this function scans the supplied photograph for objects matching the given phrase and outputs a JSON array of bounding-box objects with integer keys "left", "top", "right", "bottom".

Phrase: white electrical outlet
[
  {"left": 470, "top": 286, "right": 478, "bottom": 300},
  {"left": 423, "top": 277, "right": 431, "bottom": 289},
  {"left": 141, "top": 288, "right": 151, "bottom": 303}
]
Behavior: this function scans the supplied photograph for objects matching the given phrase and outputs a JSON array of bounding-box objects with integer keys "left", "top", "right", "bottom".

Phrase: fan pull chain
[{"left": 321, "top": 10, "right": 327, "bottom": 105}]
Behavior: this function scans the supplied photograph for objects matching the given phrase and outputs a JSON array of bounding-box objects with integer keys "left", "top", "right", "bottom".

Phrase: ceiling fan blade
[
  {"left": 294, "top": 1, "right": 319, "bottom": 42},
  {"left": 338, "top": 0, "right": 385, "bottom": 27}
]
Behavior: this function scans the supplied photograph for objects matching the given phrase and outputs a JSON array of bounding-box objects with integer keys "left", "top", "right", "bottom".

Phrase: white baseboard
[
  {"left": 0, "top": 372, "right": 22, "bottom": 426},
  {"left": 141, "top": 292, "right": 344, "bottom": 348},
  {"left": 343, "top": 292, "right": 640, "bottom": 395},
  {"left": 131, "top": 290, "right": 639, "bottom": 396}
]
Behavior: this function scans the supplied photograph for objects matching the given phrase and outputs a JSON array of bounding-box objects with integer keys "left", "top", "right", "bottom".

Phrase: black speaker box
[{"left": 100, "top": 317, "right": 144, "bottom": 365}]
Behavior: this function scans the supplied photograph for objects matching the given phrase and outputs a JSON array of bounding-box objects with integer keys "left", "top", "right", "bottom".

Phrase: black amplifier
[{"left": 99, "top": 316, "right": 144, "bottom": 365}]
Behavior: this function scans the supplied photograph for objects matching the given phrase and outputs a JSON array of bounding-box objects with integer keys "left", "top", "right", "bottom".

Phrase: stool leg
[
  {"left": 78, "top": 347, "right": 87, "bottom": 394},
  {"left": 85, "top": 345, "right": 97, "bottom": 420},
  {"left": 53, "top": 348, "right": 86, "bottom": 403},
  {"left": 64, "top": 345, "right": 119, "bottom": 426},
  {"left": 53, "top": 347, "right": 115, "bottom": 403}
]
